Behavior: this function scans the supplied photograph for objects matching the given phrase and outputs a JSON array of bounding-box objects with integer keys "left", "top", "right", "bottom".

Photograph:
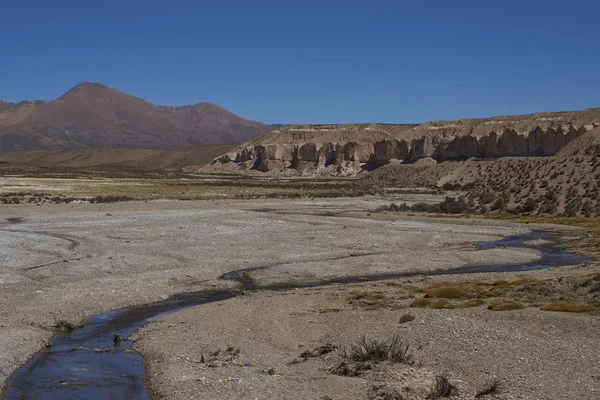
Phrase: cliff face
[{"left": 206, "top": 109, "right": 600, "bottom": 175}]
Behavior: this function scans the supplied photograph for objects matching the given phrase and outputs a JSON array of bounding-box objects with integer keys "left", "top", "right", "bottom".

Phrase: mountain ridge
[{"left": 0, "top": 82, "right": 272, "bottom": 153}]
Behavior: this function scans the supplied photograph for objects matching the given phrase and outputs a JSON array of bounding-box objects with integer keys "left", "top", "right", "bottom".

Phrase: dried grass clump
[
  {"left": 398, "top": 313, "right": 416, "bottom": 324},
  {"left": 429, "top": 299, "right": 452, "bottom": 309},
  {"left": 426, "top": 374, "right": 457, "bottom": 399},
  {"left": 454, "top": 298, "right": 486, "bottom": 308},
  {"left": 423, "top": 281, "right": 481, "bottom": 299},
  {"left": 329, "top": 334, "right": 411, "bottom": 376},
  {"left": 540, "top": 302, "right": 596, "bottom": 313},
  {"left": 410, "top": 298, "right": 431, "bottom": 308},
  {"left": 487, "top": 299, "right": 526, "bottom": 311}
]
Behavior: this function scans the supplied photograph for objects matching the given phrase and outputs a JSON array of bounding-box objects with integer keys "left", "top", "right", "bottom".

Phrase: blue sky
[{"left": 1, "top": 0, "right": 599, "bottom": 123}]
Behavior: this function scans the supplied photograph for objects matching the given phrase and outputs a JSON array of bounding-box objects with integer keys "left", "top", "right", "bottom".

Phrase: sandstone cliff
[{"left": 205, "top": 108, "right": 600, "bottom": 175}]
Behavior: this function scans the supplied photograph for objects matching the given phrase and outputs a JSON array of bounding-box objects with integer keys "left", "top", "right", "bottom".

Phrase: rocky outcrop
[
  {"left": 207, "top": 123, "right": 596, "bottom": 176},
  {"left": 206, "top": 106, "right": 600, "bottom": 175}
]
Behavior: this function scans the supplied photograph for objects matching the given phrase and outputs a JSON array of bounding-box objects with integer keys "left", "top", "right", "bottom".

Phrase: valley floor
[{"left": 0, "top": 198, "right": 598, "bottom": 399}]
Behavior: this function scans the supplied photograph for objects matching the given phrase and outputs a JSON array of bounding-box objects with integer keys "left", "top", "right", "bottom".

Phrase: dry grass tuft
[
  {"left": 454, "top": 298, "right": 486, "bottom": 308},
  {"left": 540, "top": 302, "right": 597, "bottom": 313},
  {"left": 429, "top": 299, "right": 452, "bottom": 309},
  {"left": 398, "top": 313, "right": 416, "bottom": 324},
  {"left": 425, "top": 286, "right": 468, "bottom": 299},
  {"left": 329, "top": 334, "right": 412, "bottom": 376},
  {"left": 409, "top": 298, "right": 431, "bottom": 308},
  {"left": 426, "top": 374, "right": 458, "bottom": 399},
  {"left": 487, "top": 299, "right": 526, "bottom": 311}
]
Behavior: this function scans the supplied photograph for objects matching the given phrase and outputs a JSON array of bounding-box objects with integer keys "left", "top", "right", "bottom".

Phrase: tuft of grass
[
  {"left": 429, "top": 299, "right": 452, "bottom": 309},
  {"left": 426, "top": 374, "right": 458, "bottom": 399},
  {"left": 454, "top": 298, "right": 486, "bottom": 308},
  {"left": 54, "top": 320, "right": 79, "bottom": 331},
  {"left": 318, "top": 308, "right": 342, "bottom": 313},
  {"left": 422, "top": 281, "right": 480, "bottom": 299},
  {"left": 330, "top": 334, "right": 411, "bottom": 376},
  {"left": 398, "top": 313, "right": 416, "bottom": 324},
  {"left": 410, "top": 298, "right": 431, "bottom": 308},
  {"left": 487, "top": 299, "right": 526, "bottom": 311},
  {"left": 301, "top": 341, "right": 339, "bottom": 359},
  {"left": 540, "top": 302, "right": 596, "bottom": 313},
  {"left": 352, "top": 290, "right": 386, "bottom": 300}
]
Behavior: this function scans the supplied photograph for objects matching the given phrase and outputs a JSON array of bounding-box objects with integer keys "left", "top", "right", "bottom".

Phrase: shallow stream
[{"left": 2, "top": 231, "right": 591, "bottom": 399}]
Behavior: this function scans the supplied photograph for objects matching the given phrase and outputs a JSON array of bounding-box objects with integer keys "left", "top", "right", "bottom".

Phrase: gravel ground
[
  {"left": 135, "top": 268, "right": 600, "bottom": 400},
  {"left": 0, "top": 198, "right": 571, "bottom": 394}
]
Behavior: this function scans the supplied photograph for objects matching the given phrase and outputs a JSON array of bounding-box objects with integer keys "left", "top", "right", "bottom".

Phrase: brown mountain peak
[{"left": 0, "top": 83, "right": 272, "bottom": 153}]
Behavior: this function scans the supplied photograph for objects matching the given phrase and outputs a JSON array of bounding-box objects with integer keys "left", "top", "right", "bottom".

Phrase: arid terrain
[
  {"left": 1, "top": 105, "right": 600, "bottom": 399},
  {"left": 1, "top": 194, "right": 599, "bottom": 399}
]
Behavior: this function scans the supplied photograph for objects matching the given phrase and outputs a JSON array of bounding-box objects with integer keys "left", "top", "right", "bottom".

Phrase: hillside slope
[
  {"left": 0, "top": 144, "right": 234, "bottom": 171},
  {"left": 0, "top": 83, "right": 271, "bottom": 153}
]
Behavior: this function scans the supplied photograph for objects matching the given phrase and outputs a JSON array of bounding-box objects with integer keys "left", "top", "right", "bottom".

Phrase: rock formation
[{"left": 206, "top": 108, "right": 600, "bottom": 175}]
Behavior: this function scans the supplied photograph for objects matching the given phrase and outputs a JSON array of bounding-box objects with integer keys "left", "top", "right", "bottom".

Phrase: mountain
[
  {"left": 0, "top": 83, "right": 272, "bottom": 153},
  {"left": 206, "top": 108, "right": 600, "bottom": 175}
]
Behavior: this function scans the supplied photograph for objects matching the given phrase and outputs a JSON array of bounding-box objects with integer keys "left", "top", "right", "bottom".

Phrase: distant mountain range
[{"left": 0, "top": 82, "right": 272, "bottom": 153}]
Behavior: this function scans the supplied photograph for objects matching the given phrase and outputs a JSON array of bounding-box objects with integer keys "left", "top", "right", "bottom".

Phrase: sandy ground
[{"left": 0, "top": 197, "right": 588, "bottom": 396}]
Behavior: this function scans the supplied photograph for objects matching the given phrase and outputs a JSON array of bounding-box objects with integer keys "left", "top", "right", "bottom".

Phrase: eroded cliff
[{"left": 205, "top": 108, "right": 600, "bottom": 175}]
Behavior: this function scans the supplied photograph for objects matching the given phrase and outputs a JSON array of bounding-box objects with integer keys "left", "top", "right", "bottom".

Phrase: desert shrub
[
  {"left": 521, "top": 197, "right": 539, "bottom": 213},
  {"left": 301, "top": 341, "right": 339, "bottom": 359},
  {"left": 54, "top": 320, "right": 79, "bottom": 331},
  {"left": 398, "top": 313, "right": 415, "bottom": 324},
  {"left": 581, "top": 199, "right": 594, "bottom": 217},
  {"left": 426, "top": 374, "right": 457, "bottom": 399},
  {"left": 411, "top": 202, "right": 437, "bottom": 213},
  {"left": 490, "top": 197, "right": 505, "bottom": 211},
  {"left": 437, "top": 196, "right": 469, "bottom": 214},
  {"left": 378, "top": 203, "right": 410, "bottom": 212},
  {"left": 89, "top": 195, "right": 135, "bottom": 203},
  {"left": 329, "top": 334, "right": 411, "bottom": 376},
  {"left": 478, "top": 191, "right": 495, "bottom": 205},
  {"left": 442, "top": 182, "right": 462, "bottom": 191}
]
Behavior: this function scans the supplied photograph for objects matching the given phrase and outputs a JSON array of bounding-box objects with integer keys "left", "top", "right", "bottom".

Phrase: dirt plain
[{"left": 0, "top": 197, "right": 598, "bottom": 399}]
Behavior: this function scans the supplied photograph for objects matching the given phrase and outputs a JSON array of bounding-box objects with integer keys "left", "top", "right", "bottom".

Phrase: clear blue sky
[{"left": 1, "top": 0, "right": 599, "bottom": 124}]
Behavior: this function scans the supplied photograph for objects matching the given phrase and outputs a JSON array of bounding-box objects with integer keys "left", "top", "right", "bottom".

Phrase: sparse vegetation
[
  {"left": 54, "top": 320, "right": 80, "bottom": 331},
  {"left": 398, "top": 313, "right": 415, "bottom": 324},
  {"left": 487, "top": 299, "right": 526, "bottom": 311},
  {"left": 540, "top": 302, "right": 596, "bottom": 313},
  {"left": 329, "top": 334, "right": 411, "bottom": 376},
  {"left": 426, "top": 374, "right": 458, "bottom": 399}
]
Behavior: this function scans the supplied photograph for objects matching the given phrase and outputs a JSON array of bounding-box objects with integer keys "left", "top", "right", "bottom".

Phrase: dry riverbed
[{"left": 0, "top": 198, "right": 597, "bottom": 399}]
